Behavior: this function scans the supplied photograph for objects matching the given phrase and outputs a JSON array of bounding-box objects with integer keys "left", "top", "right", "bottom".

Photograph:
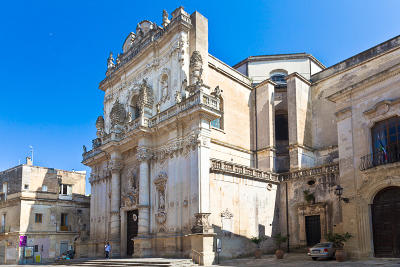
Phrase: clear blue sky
[{"left": 0, "top": 0, "right": 399, "bottom": 194}]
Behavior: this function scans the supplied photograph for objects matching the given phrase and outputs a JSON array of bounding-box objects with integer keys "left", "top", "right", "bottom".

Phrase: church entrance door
[
  {"left": 372, "top": 186, "right": 400, "bottom": 257},
  {"left": 126, "top": 209, "right": 138, "bottom": 257},
  {"left": 305, "top": 215, "right": 321, "bottom": 246}
]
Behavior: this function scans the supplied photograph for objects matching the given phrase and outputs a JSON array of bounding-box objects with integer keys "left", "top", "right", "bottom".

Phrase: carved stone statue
[
  {"left": 107, "top": 52, "right": 115, "bottom": 70},
  {"left": 82, "top": 145, "right": 87, "bottom": 154},
  {"left": 96, "top": 116, "right": 105, "bottom": 138},
  {"left": 162, "top": 10, "right": 170, "bottom": 28},
  {"left": 116, "top": 54, "right": 121, "bottom": 65},
  {"left": 160, "top": 75, "right": 168, "bottom": 100},
  {"left": 154, "top": 172, "right": 168, "bottom": 229},
  {"left": 175, "top": 91, "right": 182, "bottom": 103},
  {"left": 212, "top": 86, "right": 222, "bottom": 98},
  {"left": 189, "top": 51, "right": 203, "bottom": 86}
]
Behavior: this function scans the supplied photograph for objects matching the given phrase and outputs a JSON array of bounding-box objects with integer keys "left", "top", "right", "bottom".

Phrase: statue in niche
[
  {"left": 154, "top": 172, "right": 167, "bottom": 226},
  {"left": 160, "top": 73, "right": 169, "bottom": 102},
  {"left": 122, "top": 169, "right": 138, "bottom": 207}
]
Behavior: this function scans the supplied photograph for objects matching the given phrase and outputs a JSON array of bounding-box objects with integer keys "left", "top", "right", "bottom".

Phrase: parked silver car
[{"left": 307, "top": 242, "right": 336, "bottom": 261}]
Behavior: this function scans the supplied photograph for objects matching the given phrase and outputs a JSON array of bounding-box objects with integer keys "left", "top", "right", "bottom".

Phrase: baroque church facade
[{"left": 82, "top": 7, "right": 400, "bottom": 264}]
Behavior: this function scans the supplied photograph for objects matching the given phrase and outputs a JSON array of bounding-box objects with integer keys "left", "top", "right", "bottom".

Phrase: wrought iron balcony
[{"left": 360, "top": 144, "right": 400, "bottom": 171}]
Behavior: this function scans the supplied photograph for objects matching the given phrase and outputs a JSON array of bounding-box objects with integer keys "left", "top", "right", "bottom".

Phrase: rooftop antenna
[{"left": 29, "top": 145, "right": 34, "bottom": 165}]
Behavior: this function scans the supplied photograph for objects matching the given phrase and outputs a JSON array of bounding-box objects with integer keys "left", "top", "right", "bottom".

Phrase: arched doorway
[{"left": 372, "top": 186, "right": 400, "bottom": 257}]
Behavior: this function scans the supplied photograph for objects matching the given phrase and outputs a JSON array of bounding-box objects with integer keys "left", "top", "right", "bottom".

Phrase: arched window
[
  {"left": 270, "top": 70, "right": 288, "bottom": 85},
  {"left": 211, "top": 96, "right": 224, "bottom": 130},
  {"left": 371, "top": 116, "right": 400, "bottom": 165}
]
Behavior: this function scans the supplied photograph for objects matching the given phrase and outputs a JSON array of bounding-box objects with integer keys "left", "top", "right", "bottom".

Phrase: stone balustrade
[
  {"left": 278, "top": 163, "right": 339, "bottom": 181},
  {"left": 210, "top": 158, "right": 279, "bottom": 183}
]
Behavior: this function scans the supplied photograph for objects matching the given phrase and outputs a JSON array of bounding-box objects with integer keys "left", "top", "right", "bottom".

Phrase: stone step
[{"left": 55, "top": 258, "right": 197, "bottom": 267}]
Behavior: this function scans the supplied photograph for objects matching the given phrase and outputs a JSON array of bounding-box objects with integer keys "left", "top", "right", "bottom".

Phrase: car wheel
[{"left": 312, "top": 257, "right": 317, "bottom": 261}]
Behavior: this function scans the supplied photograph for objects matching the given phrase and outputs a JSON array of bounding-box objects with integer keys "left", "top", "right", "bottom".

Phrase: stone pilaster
[
  {"left": 286, "top": 73, "right": 314, "bottom": 170},
  {"left": 110, "top": 152, "right": 123, "bottom": 257},
  {"left": 134, "top": 146, "right": 152, "bottom": 257}
]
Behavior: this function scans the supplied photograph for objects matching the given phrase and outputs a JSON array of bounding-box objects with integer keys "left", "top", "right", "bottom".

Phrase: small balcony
[{"left": 360, "top": 144, "right": 400, "bottom": 171}]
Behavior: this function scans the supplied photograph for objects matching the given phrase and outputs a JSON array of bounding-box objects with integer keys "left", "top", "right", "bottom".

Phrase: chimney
[{"left": 26, "top": 157, "right": 33, "bottom": 166}]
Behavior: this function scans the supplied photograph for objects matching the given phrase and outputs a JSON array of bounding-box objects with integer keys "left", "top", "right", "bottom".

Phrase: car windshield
[{"left": 314, "top": 243, "right": 331, "bottom": 248}]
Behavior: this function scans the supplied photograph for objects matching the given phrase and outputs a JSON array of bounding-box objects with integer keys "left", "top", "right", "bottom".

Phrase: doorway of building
[
  {"left": 372, "top": 186, "right": 400, "bottom": 257},
  {"left": 305, "top": 215, "right": 321, "bottom": 246},
  {"left": 127, "top": 209, "right": 139, "bottom": 257}
]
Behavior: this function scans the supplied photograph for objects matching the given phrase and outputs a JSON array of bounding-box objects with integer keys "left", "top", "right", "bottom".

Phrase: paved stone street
[{"left": 2, "top": 253, "right": 400, "bottom": 266}]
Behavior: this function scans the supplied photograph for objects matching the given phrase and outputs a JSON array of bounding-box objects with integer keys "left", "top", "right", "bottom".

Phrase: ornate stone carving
[
  {"left": 136, "top": 147, "right": 153, "bottom": 162},
  {"left": 154, "top": 133, "right": 199, "bottom": 161},
  {"left": 220, "top": 209, "right": 233, "bottom": 219},
  {"left": 191, "top": 213, "right": 212, "bottom": 233},
  {"left": 110, "top": 100, "right": 127, "bottom": 126},
  {"left": 154, "top": 172, "right": 168, "bottom": 229},
  {"left": 122, "top": 169, "right": 138, "bottom": 207},
  {"left": 189, "top": 51, "right": 203, "bottom": 86},
  {"left": 96, "top": 116, "right": 105, "bottom": 138},
  {"left": 212, "top": 86, "right": 222, "bottom": 98},
  {"left": 138, "top": 79, "right": 154, "bottom": 113},
  {"left": 122, "top": 32, "right": 136, "bottom": 53},
  {"left": 110, "top": 159, "right": 123, "bottom": 173},
  {"left": 162, "top": 10, "right": 170, "bottom": 28}
]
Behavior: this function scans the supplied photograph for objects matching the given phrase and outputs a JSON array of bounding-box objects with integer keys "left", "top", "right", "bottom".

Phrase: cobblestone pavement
[{"left": 217, "top": 253, "right": 400, "bottom": 266}]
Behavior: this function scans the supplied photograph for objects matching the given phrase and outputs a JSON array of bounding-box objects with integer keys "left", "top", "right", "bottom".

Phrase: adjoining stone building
[
  {"left": 0, "top": 158, "right": 90, "bottom": 264},
  {"left": 82, "top": 6, "right": 400, "bottom": 264}
]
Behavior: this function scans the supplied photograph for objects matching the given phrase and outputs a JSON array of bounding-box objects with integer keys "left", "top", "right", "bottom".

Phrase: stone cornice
[
  {"left": 312, "top": 36, "right": 400, "bottom": 84},
  {"left": 288, "top": 143, "right": 315, "bottom": 152},
  {"left": 285, "top": 72, "right": 312, "bottom": 86},
  {"left": 254, "top": 78, "right": 276, "bottom": 89},
  {"left": 334, "top": 106, "right": 352, "bottom": 121},
  {"left": 210, "top": 139, "right": 252, "bottom": 154},
  {"left": 327, "top": 62, "right": 400, "bottom": 102}
]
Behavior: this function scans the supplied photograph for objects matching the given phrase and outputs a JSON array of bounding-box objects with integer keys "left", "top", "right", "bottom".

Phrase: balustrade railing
[
  {"left": 210, "top": 158, "right": 279, "bottom": 183},
  {"left": 360, "top": 144, "right": 400, "bottom": 170},
  {"left": 278, "top": 163, "right": 339, "bottom": 181}
]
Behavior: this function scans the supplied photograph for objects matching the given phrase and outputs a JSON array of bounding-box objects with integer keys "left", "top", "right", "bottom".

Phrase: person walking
[{"left": 105, "top": 242, "right": 111, "bottom": 259}]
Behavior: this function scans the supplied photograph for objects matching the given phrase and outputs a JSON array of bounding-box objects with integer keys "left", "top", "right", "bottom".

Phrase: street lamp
[{"left": 334, "top": 185, "right": 349, "bottom": 203}]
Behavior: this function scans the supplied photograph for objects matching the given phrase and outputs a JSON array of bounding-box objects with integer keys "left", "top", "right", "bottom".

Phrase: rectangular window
[
  {"left": 42, "top": 185, "right": 48, "bottom": 192},
  {"left": 24, "top": 184, "right": 29, "bottom": 190},
  {"left": 34, "top": 245, "right": 38, "bottom": 252},
  {"left": 59, "top": 184, "right": 72, "bottom": 195},
  {"left": 35, "top": 213, "right": 42, "bottom": 223},
  {"left": 61, "top": 213, "right": 68, "bottom": 227}
]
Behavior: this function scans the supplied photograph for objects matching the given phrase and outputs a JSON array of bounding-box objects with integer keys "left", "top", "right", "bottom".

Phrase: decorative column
[
  {"left": 134, "top": 146, "right": 152, "bottom": 257},
  {"left": 110, "top": 151, "right": 123, "bottom": 257}
]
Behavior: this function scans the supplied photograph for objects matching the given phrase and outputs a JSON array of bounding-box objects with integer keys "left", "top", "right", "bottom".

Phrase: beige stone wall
[
  {"left": 315, "top": 42, "right": 400, "bottom": 258},
  {"left": 209, "top": 172, "right": 279, "bottom": 258}
]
